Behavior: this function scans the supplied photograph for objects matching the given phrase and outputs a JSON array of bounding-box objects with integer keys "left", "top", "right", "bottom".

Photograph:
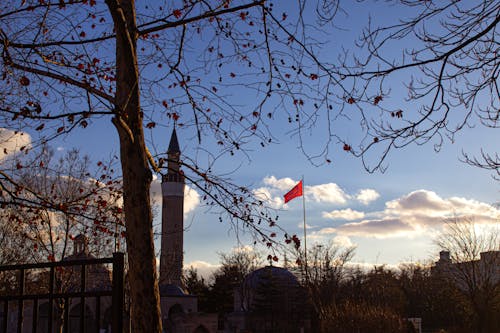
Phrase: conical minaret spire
[{"left": 159, "top": 128, "right": 185, "bottom": 288}]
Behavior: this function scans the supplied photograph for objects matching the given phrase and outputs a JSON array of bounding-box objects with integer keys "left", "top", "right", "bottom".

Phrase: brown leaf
[{"left": 19, "top": 76, "right": 30, "bottom": 86}]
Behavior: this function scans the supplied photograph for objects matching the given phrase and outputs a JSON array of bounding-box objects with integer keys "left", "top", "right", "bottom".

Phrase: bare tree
[
  {"left": 5, "top": 146, "right": 124, "bottom": 262},
  {"left": 336, "top": 0, "right": 499, "bottom": 174},
  {"left": 462, "top": 149, "right": 500, "bottom": 181},
  {"left": 0, "top": 211, "right": 30, "bottom": 265},
  {"left": 434, "top": 218, "right": 500, "bottom": 333},
  {"left": 0, "top": 2, "right": 321, "bottom": 330},
  {"left": 0, "top": 145, "right": 123, "bottom": 333},
  {"left": 1, "top": 1, "right": 496, "bottom": 331},
  {"left": 210, "top": 249, "right": 264, "bottom": 313},
  {"left": 295, "top": 243, "right": 355, "bottom": 332}
]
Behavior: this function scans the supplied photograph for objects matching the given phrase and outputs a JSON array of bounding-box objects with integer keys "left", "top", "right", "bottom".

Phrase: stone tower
[{"left": 159, "top": 128, "right": 185, "bottom": 288}]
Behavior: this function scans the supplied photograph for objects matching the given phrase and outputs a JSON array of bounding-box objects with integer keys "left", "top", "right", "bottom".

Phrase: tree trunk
[
  {"left": 119, "top": 138, "right": 162, "bottom": 333},
  {"left": 105, "top": 0, "right": 162, "bottom": 332}
]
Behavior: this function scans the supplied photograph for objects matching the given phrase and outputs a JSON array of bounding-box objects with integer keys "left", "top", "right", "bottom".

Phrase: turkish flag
[{"left": 284, "top": 180, "right": 303, "bottom": 203}]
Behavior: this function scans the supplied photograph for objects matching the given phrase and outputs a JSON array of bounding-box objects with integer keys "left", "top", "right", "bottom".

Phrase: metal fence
[{"left": 0, "top": 253, "right": 124, "bottom": 333}]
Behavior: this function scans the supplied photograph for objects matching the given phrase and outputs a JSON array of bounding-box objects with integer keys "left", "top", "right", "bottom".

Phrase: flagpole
[{"left": 302, "top": 175, "right": 308, "bottom": 283}]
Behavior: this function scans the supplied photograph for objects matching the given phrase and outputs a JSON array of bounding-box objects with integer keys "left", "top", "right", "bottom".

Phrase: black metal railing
[{"left": 0, "top": 252, "right": 124, "bottom": 333}]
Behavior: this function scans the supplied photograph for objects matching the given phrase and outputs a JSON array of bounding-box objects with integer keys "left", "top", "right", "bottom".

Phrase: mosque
[
  {"left": 158, "top": 128, "right": 218, "bottom": 333},
  {"left": 0, "top": 129, "right": 309, "bottom": 333},
  {"left": 159, "top": 129, "right": 310, "bottom": 333}
]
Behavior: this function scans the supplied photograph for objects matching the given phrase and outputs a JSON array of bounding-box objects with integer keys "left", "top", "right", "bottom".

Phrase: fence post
[
  {"left": 2, "top": 299, "right": 8, "bottom": 333},
  {"left": 17, "top": 269, "right": 25, "bottom": 333},
  {"left": 48, "top": 267, "right": 54, "bottom": 333},
  {"left": 112, "top": 252, "right": 124, "bottom": 333}
]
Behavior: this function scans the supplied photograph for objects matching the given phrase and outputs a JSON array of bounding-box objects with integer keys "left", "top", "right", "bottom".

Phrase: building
[
  {"left": 226, "top": 265, "right": 310, "bottom": 333},
  {"left": 0, "top": 234, "right": 116, "bottom": 333},
  {"left": 432, "top": 250, "right": 500, "bottom": 288},
  {"left": 159, "top": 128, "right": 218, "bottom": 333},
  {"left": 432, "top": 250, "right": 500, "bottom": 331}
]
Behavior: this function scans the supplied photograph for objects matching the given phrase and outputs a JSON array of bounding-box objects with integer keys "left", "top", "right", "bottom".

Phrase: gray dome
[
  {"left": 159, "top": 284, "right": 186, "bottom": 296},
  {"left": 235, "top": 266, "right": 302, "bottom": 313},
  {"left": 243, "top": 266, "right": 298, "bottom": 290}
]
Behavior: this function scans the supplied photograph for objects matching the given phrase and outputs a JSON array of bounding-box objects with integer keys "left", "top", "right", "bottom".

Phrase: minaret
[{"left": 159, "top": 128, "right": 185, "bottom": 288}]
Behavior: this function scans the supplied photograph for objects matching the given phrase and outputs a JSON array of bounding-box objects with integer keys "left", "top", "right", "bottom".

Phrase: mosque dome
[
  {"left": 228, "top": 265, "right": 309, "bottom": 332},
  {"left": 243, "top": 266, "right": 299, "bottom": 291},
  {"left": 159, "top": 283, "right": 186, "bottom": 297},
  {"left": 233, "top": 266, "right": 302, "bottom": 314}
]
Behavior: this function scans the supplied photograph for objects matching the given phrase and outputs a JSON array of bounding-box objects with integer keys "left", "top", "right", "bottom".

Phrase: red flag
[{"left": 284, "top": 180, "right": 303, "bottom": 203}]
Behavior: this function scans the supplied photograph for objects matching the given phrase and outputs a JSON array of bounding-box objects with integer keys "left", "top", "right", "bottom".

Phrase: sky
[{"left": 1, "top": 1, "right": 499, "bottom": 278}]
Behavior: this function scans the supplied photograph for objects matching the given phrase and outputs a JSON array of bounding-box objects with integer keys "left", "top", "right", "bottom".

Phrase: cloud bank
[{"left": 317, "top": 190, "right": 500, "bottom": 240}]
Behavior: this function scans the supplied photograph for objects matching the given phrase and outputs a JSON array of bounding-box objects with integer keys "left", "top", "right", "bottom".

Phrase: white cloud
[
  {"left": 262, "top": 175, "right": 298, "bottom": 192},
  {"left": 384, "top": 190, "right": 500, "bottom": 224},
  {"left": 150, "top": 176, "right": 162, "bottom": 204},
  {"left": 184, "top": 186, "right": 200, "bottom": 214},
  {"left": 256, "top": 178, "right": 499, "bottom": 242},
  {"left": 150, "top": 179, "right": 200, "bottom": 214},
  {"left": 322, "top": 208, "right": 365, "bottom": 220},
  {"left": 306, "top": 227, "right": 336, "bottom": 243},
  {"left": 184, "top": 260, "right": 219, "bottom": 279},
  {"left": 321, "top": 190, "right": 500, "bottom": 239},
  {"left": 253, "top": 185, "right": 284, "bottom": 209},
  {"left": 317, "top": 227, "right": 337, "bottom": 235},
  {"left": 307, "top": 183, "right": 350, "bottom": 204},
  {"left": 232, "top": 245, "right": 256, "bottom": 253},
  {"left": 0, "top": 128, "right": 31, "bottom": 160},
  {"left": 346, "top": 261, "right": 400, "bottom": 272},
  {"left": 297, "top": 223, "right": 316, "bottom": 229},
  {"left": 332, "top": 235, "right": 355, "bottom": 248},
  {"left": 356, "top": 189, "right": 380, "bottom": 205},
  {"left": 335, "top": 218, "right": 416, "bottom": 238},
  {"left": 256, "top": 176, "right": 350, "bottom": 207},
  {"left": 385, "top": 190, "right": 449, "bottom": 214}
]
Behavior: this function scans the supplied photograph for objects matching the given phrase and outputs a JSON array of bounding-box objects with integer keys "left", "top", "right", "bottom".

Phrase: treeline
[{"left": 184, "top": 247, "right": 499, "bottom": 333}]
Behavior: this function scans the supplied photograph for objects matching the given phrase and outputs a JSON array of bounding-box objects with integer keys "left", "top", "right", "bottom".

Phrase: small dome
[
  {"left": 159, "top": 284, "right": 186, "bottom": 296},
  {"left": 243, "top": 266, "right": 298, "bottom": 290}
]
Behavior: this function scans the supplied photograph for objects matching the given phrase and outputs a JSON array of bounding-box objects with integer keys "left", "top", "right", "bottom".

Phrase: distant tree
[
  {"left": 183, "top": 267, "right": 211, "bottom": 313},
  {"left": 294, "top": 243, "right": 355, "bottom": 332},
  {"left": 362, "top": 265, "right": 406, "bottom": 314},
  {"left": 316, "top": 264, "right": 409, "bottom": 333},
  {"left": 321, "top": 299, "right": 407, "bottom": 333},
  {"left": 398, "top": 263, "right": 468, "bottom": 332},
  {"left": 208, "top": 249, "right": 263, "bottom": 327},
  {"left": 1, "top": 145, "right": 124, "bottom": 263},
  {"left": 434, "top": 218, "right": 500, "bottom": 333}
]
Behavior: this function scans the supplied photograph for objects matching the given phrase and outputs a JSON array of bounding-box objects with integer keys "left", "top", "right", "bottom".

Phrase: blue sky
[
  {"left": 1, "top": 1, "right": 499, "bottom": 277},
  {"left": 24, "top": 111, "right": 497, "bottom": 277}
]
